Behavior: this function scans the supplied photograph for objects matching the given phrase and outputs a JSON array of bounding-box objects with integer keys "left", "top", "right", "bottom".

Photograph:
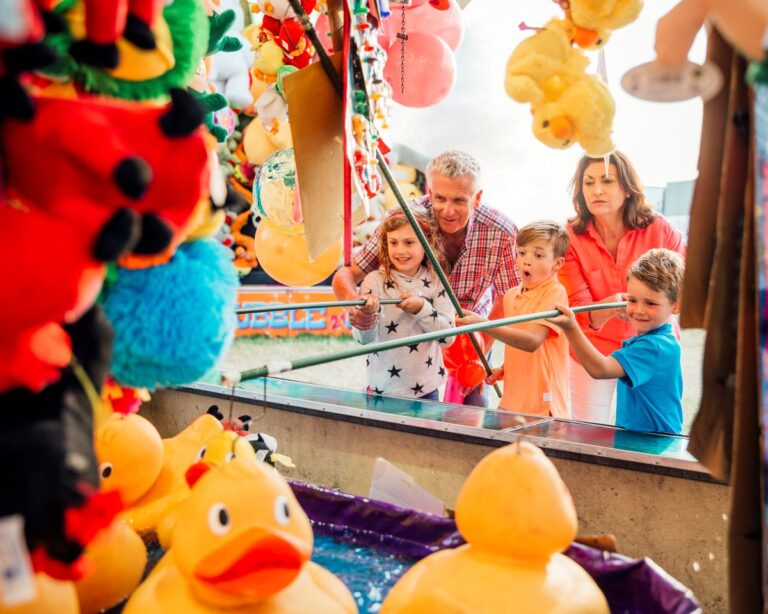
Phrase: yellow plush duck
[
  {"left": 564, "top": 0, "right": 644, "bottom": 49},
  {"left": 504, "top": 18, "right": 589, "bottom": 105},
  {"left": 531, "top": 73, "right": 615, "bottom": 157},
  {"left": 380, "top": 441, "right": 609, "bottom": 614},
  {"left": 123, "top": 457, "right": 356, "bottom": 614}
]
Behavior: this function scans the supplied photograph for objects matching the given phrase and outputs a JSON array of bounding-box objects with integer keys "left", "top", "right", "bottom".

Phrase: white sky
[{"left": 387, "top": 0, "right": 708, "bottom": 225}]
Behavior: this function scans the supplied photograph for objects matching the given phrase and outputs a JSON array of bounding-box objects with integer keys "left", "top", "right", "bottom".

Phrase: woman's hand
[
  {"left": 455, "top": 310, "right": 485, "bottom": 327},
  {"left": 547, "top": 304, "right": 577, "bottom": 330},
  {"left": 611, "top": 293, "right": 629, "bottom": 321},
  {"left": 398, "top": 293, "right": 424, "bottom": 314}
]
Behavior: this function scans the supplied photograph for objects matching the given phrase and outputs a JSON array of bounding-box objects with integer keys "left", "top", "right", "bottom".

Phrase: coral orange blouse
[{"left": 558, "top": 215, "right": 685, "bottom": 357}]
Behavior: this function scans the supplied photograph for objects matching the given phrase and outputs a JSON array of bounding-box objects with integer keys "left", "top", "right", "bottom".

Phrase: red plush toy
[
  {"left": 0, "top": 201, "right": 105, "bottom": 392},
  {"left": 2, "top": 89, "right": 209, "bottom": 263},
  {"left": 0, "top": 0, "right": 58, "bottom": 120}
]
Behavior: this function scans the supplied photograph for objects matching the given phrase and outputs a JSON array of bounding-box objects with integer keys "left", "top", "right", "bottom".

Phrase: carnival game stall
[{"left": 0, "top": 0, "right": 766, "bottom": 613}]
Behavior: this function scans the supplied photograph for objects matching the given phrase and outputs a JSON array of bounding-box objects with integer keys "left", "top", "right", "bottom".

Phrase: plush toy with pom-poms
[
  {"left": 42, "top": 0, "right": 208, "bottom": 102},
  {"left": 2, "top": 89, "right": 209, "bottom": 261},
  {"left": 0, "top": 0, "right": 58, "bottom": 120},
  {"left": 0, "top": 201, "right": 106, "bottom": 392},
  {"left": 0, "top": 305, "right": 120, "bottom": 580},
  {"left": 102, "top": 239, "right": 238, "bottom": 389},
  {"left": 61, "top": 0, "right": 163, "bottom": 69}
]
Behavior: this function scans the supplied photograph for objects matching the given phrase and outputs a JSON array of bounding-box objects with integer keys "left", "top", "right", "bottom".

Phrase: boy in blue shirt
[{"left": 549, "top": 249, "right": 684, "bottom": 434}]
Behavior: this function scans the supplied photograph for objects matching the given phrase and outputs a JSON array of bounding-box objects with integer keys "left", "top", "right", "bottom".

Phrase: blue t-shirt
[{"left": 611, "top": 323, "right": 683, "bottom": 434}]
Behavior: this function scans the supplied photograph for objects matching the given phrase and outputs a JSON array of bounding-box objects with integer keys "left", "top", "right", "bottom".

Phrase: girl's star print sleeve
[
  {"left": 351, "top": 272, "right": 382, "bottom": 346},
  {"left": 413, "top": 275, "right": 456, "bottom": 341}
]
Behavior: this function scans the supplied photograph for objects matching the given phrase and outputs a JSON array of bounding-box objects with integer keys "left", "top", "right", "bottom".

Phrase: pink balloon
[
  {"left": 383, "top": 31, "right": 456, "bottom": 108},
  {"left": 313, "top": 12, "right": 335, "bottom": 54},
  {"left": 406, "top": 0, "right": 464, "bottom": 51}
]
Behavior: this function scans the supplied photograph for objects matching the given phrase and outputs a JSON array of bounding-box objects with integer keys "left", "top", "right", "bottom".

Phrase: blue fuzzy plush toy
[{"left": 104, "top": 239, "right": 238, "bottom": 389}]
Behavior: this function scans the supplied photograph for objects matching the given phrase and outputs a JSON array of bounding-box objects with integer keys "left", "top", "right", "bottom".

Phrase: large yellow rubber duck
[
  {"left": 123, "top": 457, "right": 356, "bottom": 613},
  {"left": 380, "top": 441, "right": 609, "bottom": 614}
]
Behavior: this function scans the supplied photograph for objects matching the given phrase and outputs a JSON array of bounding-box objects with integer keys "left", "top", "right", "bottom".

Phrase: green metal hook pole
[
  {"left": 228, "top": 301, "right": 626, "bottom": 383},
  {"left": 288, "top": 0, "right": 500, "bottom": 395},
  {"left": 237, "top": 298, "right": 404, "bottom": 315}
]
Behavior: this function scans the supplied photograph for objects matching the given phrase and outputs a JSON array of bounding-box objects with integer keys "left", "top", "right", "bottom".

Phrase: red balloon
[
  {"left": 456, "top": 360, "right": 485, "bottom": 388},
  {"left": 383, "top": 31, "right": 456, "bottom": 108},
  {"left": 406, "top": 0, "right": 464, "bottom": 51},
  {"left": 443, "top": 333, "right": 482, "bottom": 372}
]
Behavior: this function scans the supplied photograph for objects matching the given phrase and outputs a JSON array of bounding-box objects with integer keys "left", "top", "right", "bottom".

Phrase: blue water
[{"left": 312, "top": 532, "right": 416, "bottom": 613}]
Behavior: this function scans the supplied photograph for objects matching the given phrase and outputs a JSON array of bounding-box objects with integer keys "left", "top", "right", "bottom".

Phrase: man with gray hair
[{"left": 333, "top": 149, "right": 520, "bottom": 407}]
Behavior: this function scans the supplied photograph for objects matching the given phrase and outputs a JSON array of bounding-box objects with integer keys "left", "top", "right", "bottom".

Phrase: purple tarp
[{"left": 290, "top": 481, "right": 701, "bottom": 614}]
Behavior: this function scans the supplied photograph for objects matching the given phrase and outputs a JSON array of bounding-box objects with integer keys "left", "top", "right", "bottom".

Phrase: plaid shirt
[{"left": 354, "top": 197, "right": 520, "bottom": 317}]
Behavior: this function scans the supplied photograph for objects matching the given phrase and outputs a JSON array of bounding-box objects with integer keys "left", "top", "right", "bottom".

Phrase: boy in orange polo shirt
[{"left": 456, "top": 221, "right": 570, "bottom": 417}]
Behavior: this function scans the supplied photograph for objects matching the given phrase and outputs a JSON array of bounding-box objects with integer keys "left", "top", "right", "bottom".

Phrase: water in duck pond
[
  {"left": 112, "top": 530, "right": 418, "bottom": 613},
  {"left": 312, "top": 532, "right": 416, "bottom": 613}
]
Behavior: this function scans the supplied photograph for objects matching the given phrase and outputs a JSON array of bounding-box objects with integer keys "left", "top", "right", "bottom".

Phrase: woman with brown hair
[{"left": 559, "top": 151, "right": 685, "bottom": 423}]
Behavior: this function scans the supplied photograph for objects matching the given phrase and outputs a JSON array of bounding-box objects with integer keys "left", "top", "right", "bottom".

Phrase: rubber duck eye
[
  {"left": 225, "top": 452, "right": 235, "bottom": 463},
  {"left": 99, "top": 462, "right": 113, "bottom": 479},
  {"left": 196, "top": 447, "right": 206, "bottom": 462},
  {"left": 208, "top": 503, "right": 231, "bottom": 535},
  {"left": 542, "top": 120, "right": 550, "bottom": 128},
  {"left": 596, "top": 38, "right": 603, "bottom": 46},
  {"left": 274, "top": 496, "right": 290, "bottom": 525}
]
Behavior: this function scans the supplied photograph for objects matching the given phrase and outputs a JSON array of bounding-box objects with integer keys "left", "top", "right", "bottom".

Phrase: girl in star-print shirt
[{"left": 353, "top": 208, "right": 455, "bottom": 400}]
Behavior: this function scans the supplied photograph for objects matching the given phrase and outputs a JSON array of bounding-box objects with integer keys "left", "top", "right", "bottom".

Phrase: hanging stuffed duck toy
[
  {"left": 380, "top": 441, "right": 609, "bottom": 613},
  {"left": 123, "top": 457, "right": 356, "bottom": 613},
  {"left": 557, "top": 0, "right": 644, "bottom": 49}
]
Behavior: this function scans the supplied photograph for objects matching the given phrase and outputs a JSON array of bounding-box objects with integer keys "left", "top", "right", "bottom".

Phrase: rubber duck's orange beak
[{"left": 193, "top": 527, "right": 310, "bottom": 598}]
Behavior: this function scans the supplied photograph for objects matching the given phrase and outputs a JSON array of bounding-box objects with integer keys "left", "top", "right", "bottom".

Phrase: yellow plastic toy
[
  {"left": 70, "top": 412, "right": 162, "bottom": 613},
  {"left": 155, "top": 429, "right": 261, "bottom": 548},
  {"left": 1, "top": 573, "right": 78, "bottom": 614},
  {"left": 565, "top": 0, "right": 644, "bottom": 49},
  {"left": 380, "top": 441, "right": 609, "bottom": 614},
  {"left": 504, "top": 19, "right": 589, "bottom": 105},
  {"left": 123, "top": 457, "right": 356, "bottom": 614},
  {"left": 74, "top": 519, "right": 147, "bottom": 614},
  {"left": 531, "top": 74, "right": 615, "bottom": 157},
  {"left": 121, "top": 414, "right": 224, "bottom": 534}
]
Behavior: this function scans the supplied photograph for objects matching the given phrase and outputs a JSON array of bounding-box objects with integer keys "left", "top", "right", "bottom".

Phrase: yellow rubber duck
[
  {"left": 155, "top": 429, "right": 261, "bottom": 548},
  {"left": 380, "top": 441, "right": 609, "bottom": 614},
  {"left": 72, "top": 412, "right": 162, "bottom": 614},
  {"left": 123, "top": 457, "right": 356, "bottom": 613},
  {"left": 121, "top": 414, "right": 224, "bottom": 534}
]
